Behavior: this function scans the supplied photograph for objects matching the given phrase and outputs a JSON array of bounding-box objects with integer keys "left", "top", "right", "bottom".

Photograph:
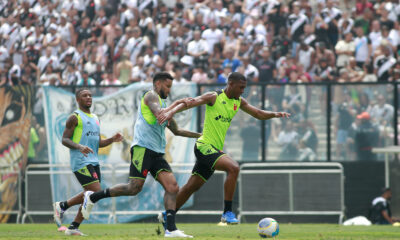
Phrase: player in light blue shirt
[
  {"left": 53, "top": 88, "right": 123, "bottom": 236},
  {"left": 81, "top": 72, "right": 200, "bottom": 238}
]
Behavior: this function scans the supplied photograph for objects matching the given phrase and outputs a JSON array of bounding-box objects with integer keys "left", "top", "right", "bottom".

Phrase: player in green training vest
[
  {"left": 157, "top": 72, "right": 290, "bottom": 224},
  {"left": 53, "top": 88, "right": 123, "bottom": 236}
]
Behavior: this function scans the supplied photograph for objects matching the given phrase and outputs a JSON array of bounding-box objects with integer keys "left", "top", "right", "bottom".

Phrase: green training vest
[{"left": 198, "top": 89, "right": 241, "bottom": 150}]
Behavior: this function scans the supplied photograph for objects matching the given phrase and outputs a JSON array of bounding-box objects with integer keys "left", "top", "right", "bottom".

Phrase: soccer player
[
  {"left": 81, "top": 72, "right": 200, "bottom": 238},
  {"left": 53, "top": 88, "right": 123, "bottom": 236},
  {"left": 156, "top": 72, "right": 290, "bottom": 225}
]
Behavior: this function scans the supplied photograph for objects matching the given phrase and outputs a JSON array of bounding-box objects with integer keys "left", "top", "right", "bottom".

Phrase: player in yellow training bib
[{"left": 157, "top": 72, "right": 290, "bottom": 224}]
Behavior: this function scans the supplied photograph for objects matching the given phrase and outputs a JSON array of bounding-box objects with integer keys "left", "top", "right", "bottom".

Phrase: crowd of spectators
[
  {"left": 1, "top": 0, "right": 400, "bottom": 161},
  {"left": 2, "top": 0, "right": 400, "bottom": 86}
]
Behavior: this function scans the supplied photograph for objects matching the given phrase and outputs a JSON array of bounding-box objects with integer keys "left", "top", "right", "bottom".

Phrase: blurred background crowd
[{"left": 1, "top": 0, "right": 400, "bottom": 161}]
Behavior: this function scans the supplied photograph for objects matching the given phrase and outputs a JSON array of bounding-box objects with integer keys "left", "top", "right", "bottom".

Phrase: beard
[{"left": 159, "top": 90, "right": 167, "bottom": 99}]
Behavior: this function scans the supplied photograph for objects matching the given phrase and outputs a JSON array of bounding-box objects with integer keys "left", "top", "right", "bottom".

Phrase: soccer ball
[{"left": 257, "top": 217, "right": 279, "bottom": 238}]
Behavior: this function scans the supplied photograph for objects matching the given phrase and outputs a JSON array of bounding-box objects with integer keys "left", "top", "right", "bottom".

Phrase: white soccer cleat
[
  {"left": 65, "top": 228, "right": 87, "bottom": 236},
  {"left": 81, "top": 191, "right": 94, "bottom": 220},
  {"left": 164, "top": 229, "right": 193, "bottom": 238},
  {"left": 53, "top": 202, "right": 64, "bottom": 227}
]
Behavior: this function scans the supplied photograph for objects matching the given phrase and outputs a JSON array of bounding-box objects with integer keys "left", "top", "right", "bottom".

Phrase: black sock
[
  {"left": 60, "top": 201, "right": 69, "bottom": 211},
  {"left": 68, "top": 221, "right": 80, "bottom": 229},
  {"left": 90, "top": 188, "right": 111, "bottom": 203},
  {"left": 166, "top": 209, "right": 177, "bottom": 231},
  {"left": 224, "top": 200, "right": 232, "bottom": 213}
]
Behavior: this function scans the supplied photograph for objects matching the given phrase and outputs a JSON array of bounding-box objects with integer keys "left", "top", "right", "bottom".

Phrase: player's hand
[
  {"left": 275, "top": 112, "right": 291, "bottom": 119},
  {"left": 112, "top": 133, "right": 124, "bottom": 142},
  {"left": 79, "top": 145, "right": 94, "bottom": 157},
  {"left": 157, "top": 109, "right": 174, "bottom": 125}
]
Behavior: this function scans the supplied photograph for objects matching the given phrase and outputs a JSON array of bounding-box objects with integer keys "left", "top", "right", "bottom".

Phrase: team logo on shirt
[
  {"left": 92, "top": 172, "right": 98, "bottom": 179},
  {"left": 143, "top": 169, "right": 148, "bottom": 177}
]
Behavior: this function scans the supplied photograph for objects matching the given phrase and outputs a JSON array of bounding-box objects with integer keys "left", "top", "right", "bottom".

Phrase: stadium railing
[
  {"left": 0, "top": 164, "right": 22, "bottom": 223},
  {"left": 21, "top": 164, "right": 114, "bottom": 224},
  {"left": 21, "top": 163, "right": 225, "bottom": 224},
  {"left": 238, "top": 162, "right": 345, "bottom": 224}
]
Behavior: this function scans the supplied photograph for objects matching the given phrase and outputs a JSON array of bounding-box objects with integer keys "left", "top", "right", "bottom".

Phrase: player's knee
[
  {"left": 127, "top": 182, "right": 143, "bottom": 196},
  {"left": 229, "top": 163, "right": 240, "bottom": 176},
  {"left": 166, "top": 181, "right": 179, "bottom": 194}
]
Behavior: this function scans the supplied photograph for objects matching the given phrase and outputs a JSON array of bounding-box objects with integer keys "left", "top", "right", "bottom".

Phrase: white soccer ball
[{"left": 257, "top": 217, "right": 279, "bottom": 238}]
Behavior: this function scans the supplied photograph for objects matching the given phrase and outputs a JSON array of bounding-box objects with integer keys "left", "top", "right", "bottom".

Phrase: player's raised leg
[
  {"left": 213, "top": 155, "right": 240, "bottom": 224},
  {"left": 82, "top": 178, "right": 145, "bottom": 219}
]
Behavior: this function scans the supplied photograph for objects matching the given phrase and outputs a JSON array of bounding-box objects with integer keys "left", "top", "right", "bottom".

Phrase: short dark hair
[
  {"left": 228, "top": 72, "right": 246, "bottom": 83},
  {"left": 153, "top": 72, "right": 174, "bottom": 84},
  {"left": 75, "top": 88, "right": 90, "bottom": 98}
]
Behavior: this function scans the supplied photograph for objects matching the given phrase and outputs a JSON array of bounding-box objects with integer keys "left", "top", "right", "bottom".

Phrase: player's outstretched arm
[
  {"left": 99, "top": 133, "right": 124, "bottom": 148},
  {"left": 157, "top": 92, "right": 217, "bottom": 124},
  {"left": 62, "top": 114, "right": 94, "bottom": 157},
  {"left": 240, "top": 98, "right": 291, "bottom": 120},
  {"left": 167, "top": 118, "right": 202, "bottom": 138}
]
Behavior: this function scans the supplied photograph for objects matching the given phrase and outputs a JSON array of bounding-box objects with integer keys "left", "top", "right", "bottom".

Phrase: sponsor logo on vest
[
  {"left": 234, "top": 104, "right": 237, "bottom": 111},
  {"left": 86, "top": 131, "right": 99, "bottom": 136},
  {"left": 214, "top": 115, "right": 232, "bottom": 123}
]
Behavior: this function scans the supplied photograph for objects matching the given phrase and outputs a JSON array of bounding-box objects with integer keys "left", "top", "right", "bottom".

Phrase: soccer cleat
[
  {"left": 65, "top": 228, "right": 87, "bottom": 236},
  {"left": 157, "top": 211, "right": 167, "bottom": 231},
  {"left": 164, "top": 229, "right": 193, "bottom": 238},
  {"left": 81, "top": 191, "right": 94, "bottom": 220},
  {"left": 53, "top": 202, "right": 64, "bottom": 227},
  {"left": 221, "top": 211, "right": 239, "bottom": 224}
]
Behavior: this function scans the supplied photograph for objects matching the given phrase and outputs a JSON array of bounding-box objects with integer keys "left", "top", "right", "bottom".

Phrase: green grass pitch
[{"left": 0, "top": 223, "right": 399, "bottom": 239}]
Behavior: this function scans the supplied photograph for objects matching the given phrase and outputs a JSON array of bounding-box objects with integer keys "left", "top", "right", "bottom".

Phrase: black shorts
[
  {"left": 129, "top": 145, "right": 172, "bottom": 180},
  {"left": 74, "top": 164, "right": 101, "bottom": 187},
  {"left": 193, "top": 141, "right": 226, "bottom": 181}
]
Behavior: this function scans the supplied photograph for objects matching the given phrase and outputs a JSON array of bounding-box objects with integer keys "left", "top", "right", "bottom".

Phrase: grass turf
[{"left": 0, "top": 223, "right": 399, "bottom": 239}]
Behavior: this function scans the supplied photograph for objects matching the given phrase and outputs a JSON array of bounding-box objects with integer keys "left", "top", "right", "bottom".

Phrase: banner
[
  {"left": 42, "top": 83, "right": 197, "bottom": 223},
  {"left": 0, "top": 85, "right": 34, "bottom": 223}
]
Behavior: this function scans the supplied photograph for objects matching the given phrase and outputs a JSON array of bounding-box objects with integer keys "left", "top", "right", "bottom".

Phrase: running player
[
  {"left": 53, "top": 88, "right": 123, "bottom": 236},
  {"left": 156, "top": 72, "right": 290, "bottom": 226},
  {"left": 81, "top": 72, "right": 200, "bottom": 238}
]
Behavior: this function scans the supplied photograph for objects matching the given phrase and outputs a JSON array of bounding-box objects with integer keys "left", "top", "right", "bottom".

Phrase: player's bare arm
[
  {"left": 157, "top": 92, "right": 218, "bottom": 124},
  {"left": 161, "top": 97, "right": 195, "bottom": 113},
  {"left": 167, "top": 118, "right": 202, "bottom": 138},
  {"left": 62, "top": 114, "right": 94, "bottom": 157},
  {"left": 240, "top": 98, "right": 291, "bottom": 120},
  {"left": 144, "top": 90, "right": 164, "bottom": 117},
  {"left": 99, "top": 133, "right": 124, "bottom": 148}
]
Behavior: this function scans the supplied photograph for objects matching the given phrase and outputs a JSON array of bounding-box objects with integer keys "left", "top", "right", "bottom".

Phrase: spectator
[
  {"left": 257, "top": 47, "right": 276, "bottom": 82},
  {"left": 313, "top": 58, "right": 335, "bottom": 82},
  {"left": 62, "top": 63, "right": 81, "bottom": 85},
  {"left": 76, "top": 70, "right": 96, "bottom": 86},
  {"left": 320, "top": 0, "right": 342, "bottom": 48},
  {"left": 277, "top": 121, "right": 299, "bottom": 161},
  {"left": 187, "top": 30, "right": 209, "bottom": 69},
  {"left": 354, "top": 112, "right": 379, "bottom": 161},
  {"left": 296, "top": 39, "right": 315, "bottom": 73},
  {"left": 374, "top": 45, "right": 396, "bottom": 82},
  {"left": 222, "top": 48, "right": 241, "bottom": 72},
  {"left": 287, "top": 1, "right": 308, "bottom": 57},
  {"left": 163, "top": 27, "right": 184, "bottom": 63},
  {"left": 37, "top": 46, "right": 59, "bottom": 73},
  {"left": 40, "top": 65, "right": 63, "bottom": 86},
  {"left": 242, "top": 55, "right": 259, "bottom": 82},
  {"left": 156, "top": 13, "right": 170, "bottom": 52},
  {"left": 315, "top": 42, "right": 336, "bottom": 69},
  {"left": 370, "top": 94, "right": 394, "bottom": 126},
  {"left": 354, "top": 26, "right": 371, "bottom": 68},
  {"left": 201, "top": 19, "right": 223, "bottom": 54},
  {"left": 335, "top": 32, "right": 355, "bottom": 69}
]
